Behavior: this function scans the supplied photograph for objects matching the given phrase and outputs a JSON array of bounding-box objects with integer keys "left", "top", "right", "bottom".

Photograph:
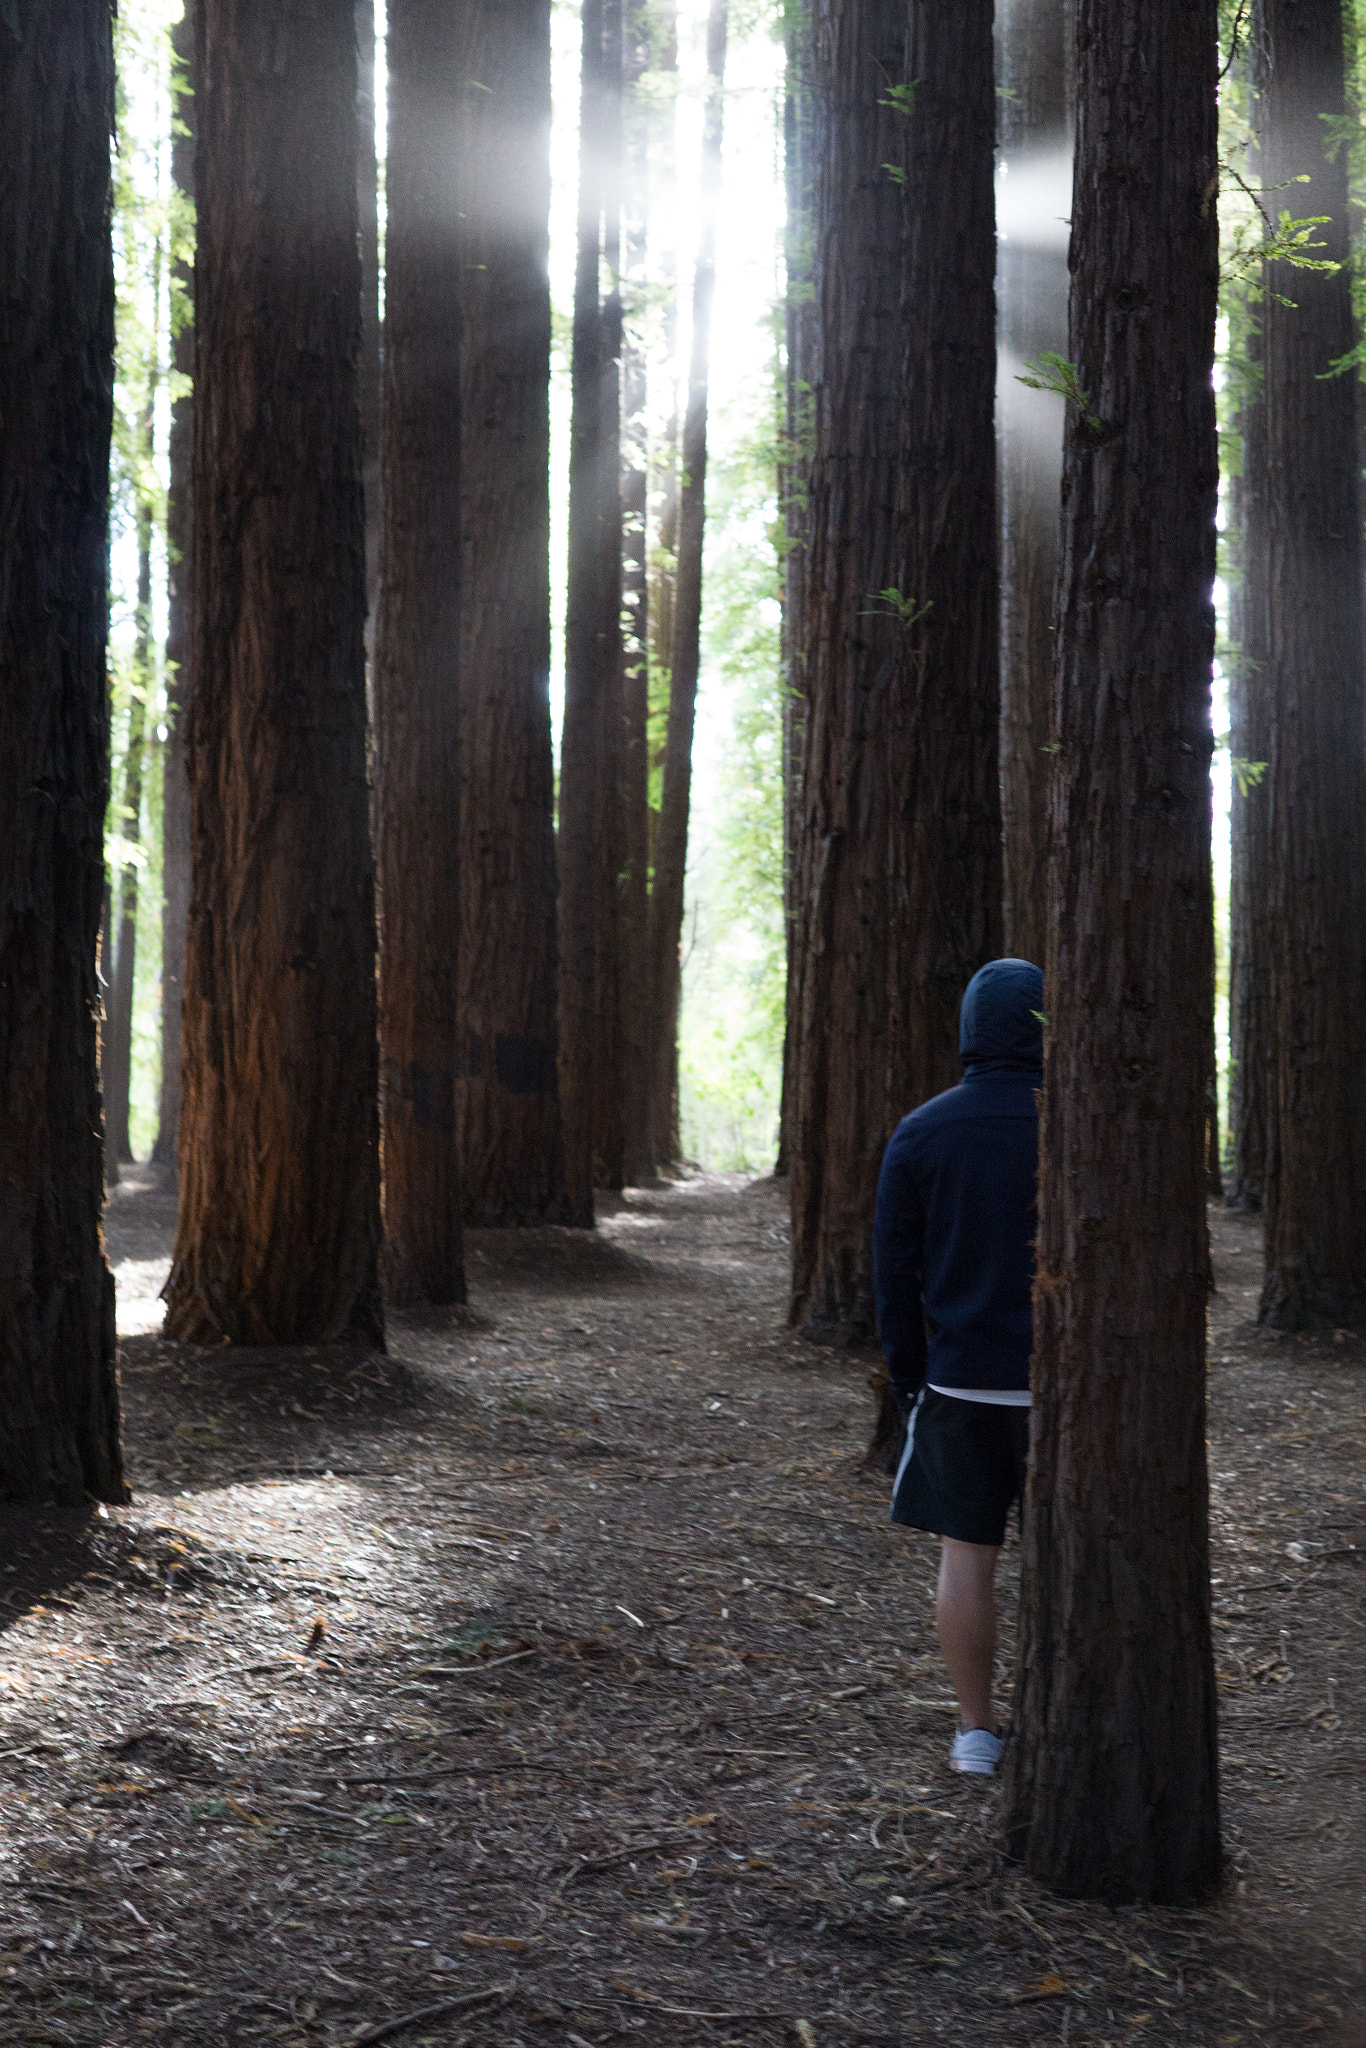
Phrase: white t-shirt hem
[{"left": 928, "top": 1383, "right": 1032, "bottom": 1408}]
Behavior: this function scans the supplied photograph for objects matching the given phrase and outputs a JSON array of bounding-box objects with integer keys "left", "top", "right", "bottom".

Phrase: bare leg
[{"left": 936, "top": 1537, "right": 1000, "bottom": 1733}]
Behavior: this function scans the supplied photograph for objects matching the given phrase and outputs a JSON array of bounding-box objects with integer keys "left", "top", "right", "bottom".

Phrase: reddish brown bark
[
  {"left": 153, "top": 0, "right": 194, "bottom": 1172},
  {"left": 451, "top": 0, "right": 564, "bottom": 1226},
  {"left": 1253, "top": 0, "right": 1366, "bottom": 1329},
  {"left": 356, "top": 0, "right": 380, "bottom": 656},
  {"left": 373, "top": 0, "right": 465, "bottom": 1305},
  {"left": 788, "top": 0, "right": 1001, "bottom": 1345},
  {"left": 648, "top": 0, "right": 727, "bottom": 1178},
  {"left": 164, "top": 0, "right": 383, "bottom": 1347},
  {"left": 0, "top": 0, "right": 125, "bottom": 1502},
  {"left": 1001, "top": 0, "right": 1221, "bottom": 1903}
]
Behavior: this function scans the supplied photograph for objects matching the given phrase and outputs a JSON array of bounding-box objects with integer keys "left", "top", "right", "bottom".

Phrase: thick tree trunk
[
  {"left": 1226, "top": 336, "right": 1271, "bottom": 1213},
  {"left": 451, "top": 1, "right": 562, "bottom": 1226},
  {"left": 164, "top": 0, "right": 383, "bottom": 1348},
  {"left": 1000, "top": 0, "right": 1221, "bottom": 1904},
  {"left": 154, "top": 1, "right": 194, "bottom": 1173},
  {"left": 1253, "top": 0, "right": 1366, "bottom": 1330},
  {"left": 788, "top": 0, "right": 1001, "bottom": 1346},
  {"left": 356, "top": 0, "right": 381, "bottom": 661},
  {"left": 373, "top": 0, "right": 466, "bottom": 1306},
  {"left": 996, "top": 0, "right": 1071, "bottom": 969},
  {"left": 0, "top": 0, "right": 125, "bottom": 1502},
  {"left": 617, "top": 0, "right": 653, "bottom": 1186},
  {"left": 648, "top": 2, "right": 727, "bottom": 1178},
  {"left": 559, "top": 0, "right": 610, "bottom": 1225}
]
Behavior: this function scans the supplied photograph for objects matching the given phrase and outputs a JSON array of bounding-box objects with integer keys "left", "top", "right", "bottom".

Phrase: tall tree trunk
[
  {"left": 1001, "top": 0, "right": 1221, "bottom": 1903},
  {"left": 788, "top": 0, "right": 1001, "bottom": 1345},
  {"left": 1254, "top": 0, "right": 1366, "bottom": 1330},
  {"left": 0, "top": 0, "right": 125, "bottom": 1502},
  {"left": 648, "top": 2, "right": 680, "bottom": 920},
  {"left": 105, "top": 550, "right": 150, "bottom": 1164},
  {"left": 559, "top": 0, "right": 609, "bottom": 1225},
  {"left": 374, "top": 0, "right": 466, "bottom": 1305},
  {"left": 648, "top": 0, "right": 727, "bottom": 1174},
  {"left": 154, "top": 0, "right": 194, "bottom": 1173},
  {"left": 452, "top": 0, "right": 564, "bottom": 1226},
  {"left": 996, "top": 0, "right": 1071, "bottom": 969},
  {"left": 776, "top": 0, "right": 812, "bottom": 1181},
  {"left": 356, "top": 0, "right": 380, "bottom": 659},
  {"left": 164, "top": 0, "right": 383, "bottom": 1348},
  {"left": 1226, "top": 319, "right": 1270, "bottom": 1212},
  {"left": 617, "top": 0, "right": 653, "bottom": 1185}
]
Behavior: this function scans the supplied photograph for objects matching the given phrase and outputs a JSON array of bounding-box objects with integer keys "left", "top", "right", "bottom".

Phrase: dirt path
[{"left": 0, "top": 1173, "right": 1361, "bottom": 2047}]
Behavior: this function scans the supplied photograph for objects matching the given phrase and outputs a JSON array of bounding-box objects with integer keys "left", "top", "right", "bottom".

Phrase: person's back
[{"left": 874, "top": 957, "right": 1043, "bottom": 1777}]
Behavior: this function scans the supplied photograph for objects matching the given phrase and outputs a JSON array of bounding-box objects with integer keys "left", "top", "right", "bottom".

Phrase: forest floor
[{"left": 0, "top": 1171, "right": 1363, "bottom": 2048}]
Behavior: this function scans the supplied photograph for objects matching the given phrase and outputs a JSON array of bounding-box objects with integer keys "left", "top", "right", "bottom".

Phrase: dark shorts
[{"left": 890, "top": 1388, "right": 1030, "bottom": 1547}]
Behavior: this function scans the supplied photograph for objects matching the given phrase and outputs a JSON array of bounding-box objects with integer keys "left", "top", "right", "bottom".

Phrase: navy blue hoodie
[{"left": 873, "top": 958, "right": 1043, "bottom": 1408}]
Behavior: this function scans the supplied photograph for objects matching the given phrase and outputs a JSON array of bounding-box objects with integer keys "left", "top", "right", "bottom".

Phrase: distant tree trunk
[
  {"left": 592, "top": 0, "right": 628, "bottom": 1193},
  {"left": 1226, "top": 328, "right": 1270, "bottom": 1212},
  {"left": 373, "top": 0, "right": 465, "bottom": 1306},
  {"left": 154, "top": 0, "right": 194, "bottom": 1174},
  {"left": 452, "top": 0, "right": 564, "bottom": 1226},
  {"left": 788, "top": 0, "right": 1001, "bottom": 1345},
  {"left": 0, "top": 0, "right": 125, "bottom": 1502},
  {"left": 1000, "top": 0, "right": 1222, "bottom": 1904},
  {"left": 648, "top": 1, "right": 727, "bottom": 1175},
  {"left": 105, "top": 557, "right": 149, "bottom": 1164},
  {"left": 559, "top": 0, "right": 609, "bottom": 1225},
  {"left": 1253, "top": 0, "right": 1366, "bottom": 1330},
  {"left": 617, "top": 0, "right": 653, "bottom": 1185},
  {"left": 164, "top": 0, "right": 383, "bottom": 1348},
  {"left": 776, "top": 3, "right": 812, "bottom": 1181},
  {"left": 996, "top": 0, "right": 1070, "bottom": 969},
  {"left": 648, "top": 2, "right": 680, "bottom": 930},
  {"left": 357, "top": 0, "right": 381, "bottom": 660}
]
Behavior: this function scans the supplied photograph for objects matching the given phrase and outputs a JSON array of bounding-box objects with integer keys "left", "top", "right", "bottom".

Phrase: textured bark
[
  {"left": 617, "top": 0, "right": 653, "bottom": 1185},
  {"left": 648, "top": 2, "right": 727, "bottom": 1177},
  {"left": 1253, "top": 0, "right": 1366, "bottom": 1329},
  {"left": 449, "top": 1, "right": 563, "bottom": 1226},
  {"left": 996, "top": 0, "right": 1071, "bottom": 969},
  {"left": 356, "top": 0, "right": 380, "bottom": 656},
  {"left": 0, "top": 0, "right": 125, "bottom": 1502},
  {"left": 559, "top": 0, "right": 610, "bottom": 1224},
  {"left": 1226, "top": 332, "right": 1270, "bottom": 1213},
  {"left": 788, "top": 0, "right": 1001, "bottom": 1345},
  {"left": 1000, "top": 0, "right": 1221, "bottom": 1903},
  {"left": 153, "top": 1, "right": 194, "bottom": 1171},
  {"left": 164, "top": 0, "right": 383, "bottom": 1348},
  {"left": 106, "top": 530, "right": 151, "bottom": 1164},
  {"left": 373, "top": 0, "right": 466, "bottom": 1306}
]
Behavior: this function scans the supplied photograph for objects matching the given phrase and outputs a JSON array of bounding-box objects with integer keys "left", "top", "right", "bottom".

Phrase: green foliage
[
  {"left": 860, "top": 588, "right": 932, "bottom": 630},
  {"left": 1016, "top": 352, "right": 1102, "bottom": 435},
  {"left": 878, "top": 81, "right": 920, "bottom": 120}
]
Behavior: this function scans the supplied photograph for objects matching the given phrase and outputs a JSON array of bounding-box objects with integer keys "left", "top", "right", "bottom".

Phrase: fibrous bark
[
  {"left": 788, "top": 0, "right": 1001, "bottom": 1344},
  {"left": 164, "top": 0, "right": 383, "bottom": 1348},
  {"left": 153, "top": 0, "right": 194, "bottom": 1172},
  {"left": 996, "top": 0, "right": 1071, "bottom": 969},
  {"left": 356, "top": 0, "right": 381, "bottom": 658},
  {"left": 373, "top": 0, "right": 466, "bottom": 1305},
  {"left": 106, "top": 538, "right": 151, "bottom": 1164},
  {"left": 450, "top": 0, "right": 563, "bottom": 1225},
  {"left": 0, "top": 0, "right": 125, "bottom": 1502},
  {"left": 648, "top": 0, "right": 727, "bottom": 1177},
  {"left": 1252, "top": 0, "right": 1366, "bottom": 1329},
  {"left": 1001, "top": 0, "right": 1221, "bottom": 1903}
]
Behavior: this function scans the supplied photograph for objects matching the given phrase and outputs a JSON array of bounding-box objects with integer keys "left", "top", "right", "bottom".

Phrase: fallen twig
[
  {"left": 341, "top": 1980, "right": 516, "bottom": 2046},
  {"left": 411, "top": 1647, "right": 538, "bottom": 1678}
]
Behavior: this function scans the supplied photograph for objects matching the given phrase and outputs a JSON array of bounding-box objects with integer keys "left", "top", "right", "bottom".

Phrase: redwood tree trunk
[
  {"left": 106, "top": 536, "right": 151, "bottom": 1165},
  {"left": 996, "top": 0, "right": 1071, "bottom": 969},
  {"left": 357, "top": 0, "right": 381, "bottom": 658},
  {"left": 0, "top": 0, "right": 125, "bottom": 1502},
  {"left": 1000, "top": 0, "right": 1221, "bottom": 1903},
  {"left": 164, "top": 0, "right": 383, "bottom": 1348},
  {"left": 648, "top": 0, "right": 727, "bottom": 1175},
  {"left": 788, "top": 0, "right": 1001, "bottom": 1345},
  {"left": 451, "top": 0, "right": 564, "bottom": 1226},
  {"left": 1253, "top": 0, "right": 1366, "bottom": 1330},
  {"left": 153, "top": 0, "right": 193, "bottom": 1171},
  {"left": 559, "top": 0, "right": 610, "bottom": 1224},
  {"left": 374, "top": 0, "right": 466, "bottom": 1305}
]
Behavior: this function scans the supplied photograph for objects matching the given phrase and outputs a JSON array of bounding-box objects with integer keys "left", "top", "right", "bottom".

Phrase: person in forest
[{"left": 874, "top": 956, "right": 1043, "bottom": 1777}]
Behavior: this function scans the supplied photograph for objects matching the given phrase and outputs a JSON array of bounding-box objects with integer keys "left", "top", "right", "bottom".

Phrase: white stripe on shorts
[{"left": 891, "top": 1386, "right": 926, "bottom": 1505}]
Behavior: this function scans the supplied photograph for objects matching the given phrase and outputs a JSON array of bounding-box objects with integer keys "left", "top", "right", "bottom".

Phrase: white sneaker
[{"left": 950, "top": 1727, "right": 1003, "bottom": 1776}]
